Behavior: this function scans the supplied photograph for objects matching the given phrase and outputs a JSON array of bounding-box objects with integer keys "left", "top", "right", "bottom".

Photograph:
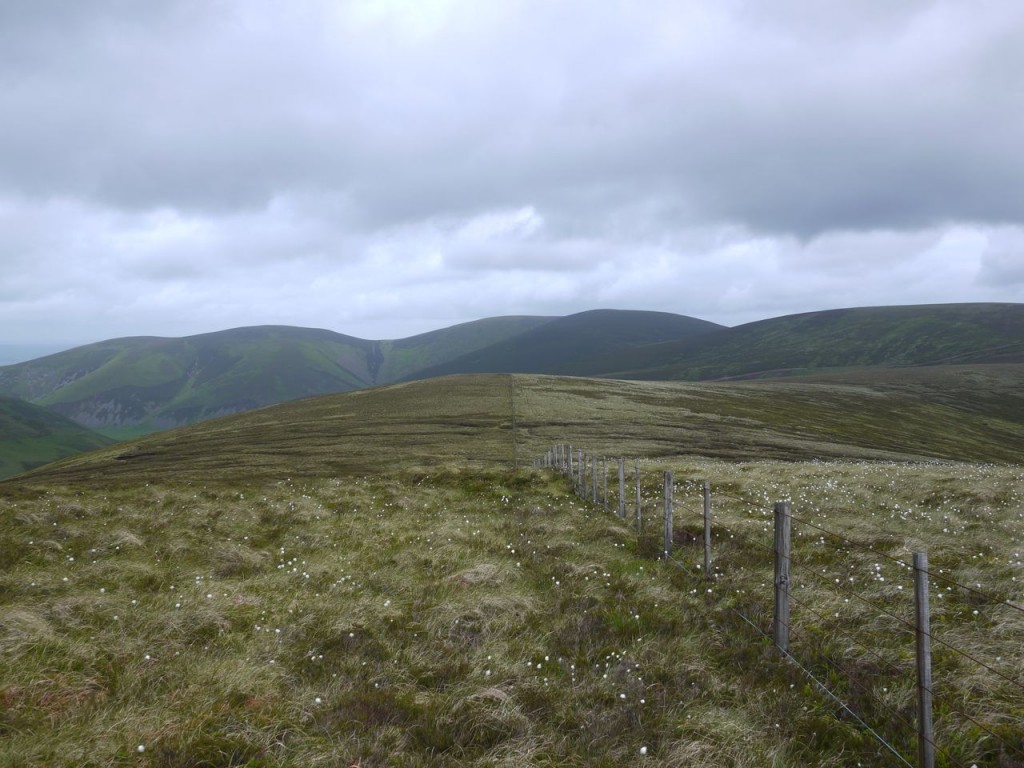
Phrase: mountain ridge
[{"left": 3, "top": 303, "right": 1022, "bottom": 437}]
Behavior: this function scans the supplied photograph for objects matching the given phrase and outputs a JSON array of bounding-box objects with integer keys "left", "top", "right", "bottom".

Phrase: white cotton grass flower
[{"left": 136, "top": 745, "right": 145, "bottom": 753}]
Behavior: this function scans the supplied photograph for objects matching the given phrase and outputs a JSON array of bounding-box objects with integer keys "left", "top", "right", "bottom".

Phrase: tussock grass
[
  {"left": 2, "top": 373, "right": 1022, "bottom": 765},
  {"left": 1, "top": 468, "right": 805, "bottom": 766}
]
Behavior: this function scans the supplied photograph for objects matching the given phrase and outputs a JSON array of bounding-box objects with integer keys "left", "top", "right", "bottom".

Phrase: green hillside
[
  {"left": 2, "top": 373, "right": 1021, "bottom": 766},
  {"left": 571, "top": 303, "right": 1024, "bottom": 380},
  {"left": 18, "top": 368, "right": 1024, "bottom": 487},
  {"left": 0, "top": 396, "right": 116, "bottom": 479},
  {"left": 0, "top": 318, "right": 554, "bottom": 435},
  {"left": 4, "top": 303, "right": 1024, "bottom": 438},
  {"left": 406, "top": 309, "right": 722, "bottom": 380}
]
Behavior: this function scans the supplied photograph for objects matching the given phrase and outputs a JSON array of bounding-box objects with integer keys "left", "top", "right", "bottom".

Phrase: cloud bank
[{"left": 1, "top": 0, "right": 1022, "bottom": 351}]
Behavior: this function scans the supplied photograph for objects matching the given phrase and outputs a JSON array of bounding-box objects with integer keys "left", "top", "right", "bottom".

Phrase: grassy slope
[
  {"left": 405, "top": 310, "right": 723, "bottom": 380},
  {"left": 376, "top": 315, "right": 556, "bottom": 382},
  {"left": 20, "top": 368, "right": 1024, "bottom": 488},
  {"left": 2, "top": 374, "right": 1022, "bottom": 766},
  {"left": 572, "top": 303, "right": 1024, "bottom": 381},
  {"left": 0, "top": 319, "right": 555, "bottom": 434},
  {"left": 0, "top": 397, "right": 116, "bottom": 480}
]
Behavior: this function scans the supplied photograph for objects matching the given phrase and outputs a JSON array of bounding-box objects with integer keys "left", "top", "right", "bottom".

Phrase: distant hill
[
  {"left": 0, "top": 316, "right": 554, "bottom": 433},
  {"left": 0, "top": 396, "right": 116, "bottom": 479},
  {"left": 566, "top": 303, "right": 1024, "bottom": 380},
  {"left": 0, "top": 311, "right": 715, "bottom": 433},
  {"left": 13, "top": 368, "right": 1024, "bottom": 487},
  {"left": 405, "top": 309, "right": 723, "bottom": 379},
  {"left": 4, "top": 303, "right": 1023, "bottom": 436}
]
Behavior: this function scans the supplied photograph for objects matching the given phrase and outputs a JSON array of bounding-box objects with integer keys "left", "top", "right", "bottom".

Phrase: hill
[
  {"left": 4, "top": 303, "right": 1024, "bottom": 439},
  {"left": 570, "top": 303, "right": 1024, "bottom": 380},
  {"left": 0, "top": 317, "right": 553, "bottom": 435},
  {"left": 16, "top": 368, "right": 1024, "bottom": 487},
  {"left": 0, "top": 396, "right": 116, "bottom": 480},
  {"left": 405, "top": 309, "right": 722, "bottom": 379},
  {"left": 2, "top": 373, "right": 1021, "bottom": 766}
]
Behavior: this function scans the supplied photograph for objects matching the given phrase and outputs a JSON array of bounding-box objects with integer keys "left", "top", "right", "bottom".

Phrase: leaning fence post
[
  {"left": 663, "top": 471, "right": 674, "bottom": 557},
  {"left": 914, "top": 552, "right": 935, "bottom": 768},
  {"left": 618, "top": 458, "right": 626, "bottom": 519},
  {"left": 703, "top": 480, "right": 712, "bottom": 577},
  {"left": 773, "top": 501, "right": 791, "bottom": 654}
]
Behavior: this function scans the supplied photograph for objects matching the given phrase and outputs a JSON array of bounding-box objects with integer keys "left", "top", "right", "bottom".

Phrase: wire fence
[{"left": 535, "top": 444, "right": 1024, "bottom": 768}]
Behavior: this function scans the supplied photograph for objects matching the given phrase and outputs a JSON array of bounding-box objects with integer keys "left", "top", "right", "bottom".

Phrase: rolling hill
[
  {"left": 3, "top": 303, "right": 1024, "bottom": 441},
  {"left": 569, "top": 303, "right": 1024, "bottom": 380},
  {"left": 0, "top": 316, "right": 554, "bottom": 434},
  {"left": 404, "top": 309, "right": 722, "bottom": 380},
  {"left": 0, "top": 310, "right": 712, "bottom": 434},
  {"left": 0, "top": 395, "right": 116, "bottom": 479},
  {"left": 2, "top": 373, "right": 1022, "bottom": 766},
  {"left": 16, "top": 368, "right": 1024, "bottom": 487}
]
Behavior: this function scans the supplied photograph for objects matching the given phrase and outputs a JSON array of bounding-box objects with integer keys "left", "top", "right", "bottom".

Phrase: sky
[{"left": 2, "top": 0, "right": 1023, "bottom": 361}]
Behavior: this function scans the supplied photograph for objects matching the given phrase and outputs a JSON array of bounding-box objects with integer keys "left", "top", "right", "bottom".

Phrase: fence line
[{"left": 535, "top": 443, "right": 1022, "bottom": 767}]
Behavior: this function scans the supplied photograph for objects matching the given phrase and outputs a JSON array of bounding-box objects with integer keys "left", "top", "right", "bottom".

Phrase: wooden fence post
[
  {"left": 703, "top": 480, "right": 712, "bottom": 577},
  {"left": 663, "top": 471, "right": 674, "bottom": 557},
  {"left": 618, "top": 458, "right": 626, "bottom": 519},
  {"left": 577, "top": 450, "right": 584, "bottom": 495},
  {"left": 914, "top": 552, "right": 935, "bottom": 768},
  {"left": 602, "top": 458, "right": 608, "bottom": 510},
  {"left": 773, "top": 501, "right": 791, "bottom": 654},
  {"left": 592, "top": 456, "right": 599, "bottom": 504},
  {"left": 635, "top": 461, "right": 642, "bottom": 531}
]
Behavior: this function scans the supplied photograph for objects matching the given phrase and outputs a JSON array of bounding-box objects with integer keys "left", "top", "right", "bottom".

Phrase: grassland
[
  {"left": 1, "top": 373, "right": 1022, "bottom": 766},
  {"left": 0, "top": 397, "right": 115, "bottom": 480}
]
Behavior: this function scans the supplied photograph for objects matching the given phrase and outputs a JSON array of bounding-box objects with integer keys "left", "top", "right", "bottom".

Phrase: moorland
[{"left": 2, "top": 366, "right": 1022, "bottom": 766}]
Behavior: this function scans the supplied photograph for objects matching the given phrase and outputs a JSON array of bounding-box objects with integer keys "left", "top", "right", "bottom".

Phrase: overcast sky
[{"left": 2, "top": 0, "right": 1023, "bottom": 360}]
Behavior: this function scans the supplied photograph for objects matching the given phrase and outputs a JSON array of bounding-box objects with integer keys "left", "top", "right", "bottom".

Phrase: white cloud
[{"left": 1, "top": 0, "right": 1023, "bottom": 347}]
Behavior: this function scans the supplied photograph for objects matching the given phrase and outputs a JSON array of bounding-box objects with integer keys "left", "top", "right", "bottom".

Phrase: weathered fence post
[
  {"left": 773, "top": 501, "right": 791, "bottom": 654},
  {"left": 618, "top": 458, "right": 626, "bottom": 519},
  {"left": 914, "top": 552, "right": 935, "bottom": 768},
  {"left": 663, "top": 471, "right": 674, "bottom": 557},
  {"left": 577, "top": 449, "right": 584, "bottom": 495},
  {"left": 703, "top": 480, "right": 712, "bottom": 577},
  {"left": 634, "top": 461, "right": 642, "bottom": 531},
  {"left": 592, "top": 456, "right": 599, "bottom": 504},
  {"left": 602, "top": 458, "right": 608, "bottom": 510}
]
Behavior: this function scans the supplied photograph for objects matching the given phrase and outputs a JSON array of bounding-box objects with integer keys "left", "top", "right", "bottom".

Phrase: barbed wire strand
[
  {"left": 925, "top": 631, "right": 1024, "bottom": 695},
  {"left": 548, "top": 449, "right": 1019, "bottom": 765},
  {"left": 738, "top": 613, "right": 916, "bottom": 766},
  {"left": 921, "top": 567, "right": 1024, "bottom": 616},
  {"left": 795, "top": 567, "right": 919, "bottom": 636},
  {"left": 784, "top": 590, "right": 915, "bottom": 687}
]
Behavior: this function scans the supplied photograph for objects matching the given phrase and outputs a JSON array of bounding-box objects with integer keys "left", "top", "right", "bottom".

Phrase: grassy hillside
[
  {"left": 2, "top": 373, "right": 1021, "bottom": 766},
  {"left": 0, "top": 396, "right": 116, "bottom": 480},
  {"left": 0, "top": 318, "right": 554, "bottom": 435},
  {"left": 569, "top": 303, "right": 1024, "bottom": 381},
  {"left": 376, "top": 315, "right": 555, "bottom": 382},
  {"left": 406, "top": 309, "right": 722, "bottom": 380},
  {"left": 16, "top": 368, "right": 1024, "bottom": 487}
]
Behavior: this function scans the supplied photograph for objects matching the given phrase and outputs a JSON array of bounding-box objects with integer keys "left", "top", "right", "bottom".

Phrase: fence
[{"left": 536, "top": 443, "right": 1024, "bottom": 768}]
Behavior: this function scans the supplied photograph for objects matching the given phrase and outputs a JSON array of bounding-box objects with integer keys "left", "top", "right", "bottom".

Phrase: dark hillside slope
[
  {"left": 405, "top": 309, "right": 723, "bottom": 380},
  {"left": 374, "top": 314, "right": 555, "bottom": 382},
  {"left": 0, "top": 396, "right": 116, "bottom": 479},
  {"left": 573, "top": 303, "right": 1024, "bottom": 380},
  {"left": 17, "top": 368, "right": 1024, "bottom": 487}
]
